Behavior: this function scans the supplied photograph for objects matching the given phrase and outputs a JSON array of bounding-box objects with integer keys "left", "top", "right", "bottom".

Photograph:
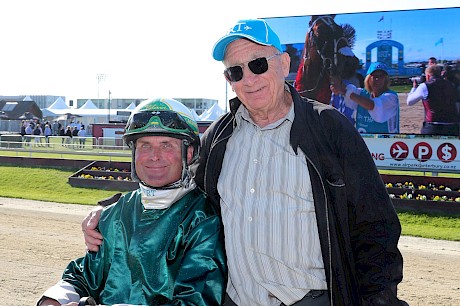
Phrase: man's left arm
[{"left": 340, "top": 126, "right": 405, "bottom": 304}]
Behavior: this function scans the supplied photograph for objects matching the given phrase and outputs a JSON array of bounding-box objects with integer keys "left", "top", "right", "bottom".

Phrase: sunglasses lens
[
  {"left": 225, "top": 66, "right": 243, "bottom": 82},
  {"left": 248, "top": 57, "right": 269, "bottom": 75},
  {"left": 224, "top": 55, "right": 274, "bottom": 82}
]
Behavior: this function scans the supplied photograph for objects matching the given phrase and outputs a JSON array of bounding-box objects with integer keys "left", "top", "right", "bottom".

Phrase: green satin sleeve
[{"left": 61, "top": 188, "right": 227, "bottom": 305}]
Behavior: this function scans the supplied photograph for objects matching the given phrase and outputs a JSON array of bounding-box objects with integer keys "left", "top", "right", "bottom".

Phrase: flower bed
[
  {"left": 68, "top": 161, "right": 138, "bottom": 191},
  {"left": 381, "top": 174, "right": 460, "bottom": 216}
]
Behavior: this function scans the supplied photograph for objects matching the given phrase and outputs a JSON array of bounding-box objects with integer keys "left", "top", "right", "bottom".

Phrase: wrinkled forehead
[{"left": 224, "top": 38, "right": 275, "bottom": 63}]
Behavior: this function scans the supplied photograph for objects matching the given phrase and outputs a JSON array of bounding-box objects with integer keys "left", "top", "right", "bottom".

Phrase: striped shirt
[{"left": 218, "top": 104, "right": 327, "bottom": 306}]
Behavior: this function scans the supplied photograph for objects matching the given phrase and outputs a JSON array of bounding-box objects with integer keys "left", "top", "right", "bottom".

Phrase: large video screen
[{"left": 263, "top": 7, "right": 460, "bottom": 136}]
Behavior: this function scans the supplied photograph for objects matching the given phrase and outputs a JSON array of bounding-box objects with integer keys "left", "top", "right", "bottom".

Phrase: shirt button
[
  {"left": 250, "top": 188, "right": 255, "bottom": 193},
  {"left": 248, "top": 217, "right": 253, "bottom": 222}
]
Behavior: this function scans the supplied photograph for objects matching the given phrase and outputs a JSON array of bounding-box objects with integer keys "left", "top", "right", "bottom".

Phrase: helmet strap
[{"left": 180, "top": 138, "right": 192, "bottom": 188}]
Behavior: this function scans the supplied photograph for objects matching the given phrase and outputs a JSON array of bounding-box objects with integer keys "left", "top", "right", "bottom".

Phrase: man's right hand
[{"left": 82, "top": 206, "right": 104, "bottom": 252}]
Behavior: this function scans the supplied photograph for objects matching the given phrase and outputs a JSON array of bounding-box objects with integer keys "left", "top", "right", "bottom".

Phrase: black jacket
[{"left": 193, "top": 83, "right": 405, "bottom": 306}]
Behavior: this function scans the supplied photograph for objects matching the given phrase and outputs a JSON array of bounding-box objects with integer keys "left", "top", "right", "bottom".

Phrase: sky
[{"left": 0, "top": 0, "right": 459, "bottom": 111}]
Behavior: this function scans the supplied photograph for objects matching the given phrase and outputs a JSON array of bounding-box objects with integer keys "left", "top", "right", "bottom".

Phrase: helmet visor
[{"left": 127, "top": 111, "right": 196, "bottom": 135}]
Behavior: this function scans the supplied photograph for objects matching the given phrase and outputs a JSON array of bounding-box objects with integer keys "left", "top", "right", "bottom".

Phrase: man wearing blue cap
[
  {"left": 202, "top": 19, "right": 406, "bottom": 306},
  {"left": 331, "top": 61, "right": 400, "bottom": 134},
  {"left": 83, "top": 19, "right": 406, "bottom": 306}
]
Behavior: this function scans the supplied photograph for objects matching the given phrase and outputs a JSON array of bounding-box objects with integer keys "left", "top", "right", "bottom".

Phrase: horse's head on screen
[{"left": 294, "top": 15, "right": 360, "bottom": 103}]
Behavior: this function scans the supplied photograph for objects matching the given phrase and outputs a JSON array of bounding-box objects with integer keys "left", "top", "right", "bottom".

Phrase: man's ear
[
  {"left": 187, "top": 145, "right": 194, "bottom": 164},
  {"left": 281, "top": 52, "right": 291, "bottom": 77}
]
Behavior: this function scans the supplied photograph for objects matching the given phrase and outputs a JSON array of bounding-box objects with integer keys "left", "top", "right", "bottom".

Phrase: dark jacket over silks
[{"left": 193, "top": 83, "right": 405, "bottom": 306}]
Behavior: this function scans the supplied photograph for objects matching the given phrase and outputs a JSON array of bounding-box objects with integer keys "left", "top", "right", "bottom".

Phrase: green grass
[
  {"left": 399, "top": 212, "right": 460, "bottom": 240},
  {"left": 0, "top": 165, "right": 123, "bottom": 205},
  {"left": 390, "top": 84, "right": 412, "bottom": 93},
  {"left": 0, "top": 164, "right": 459, "bottom": 241}
]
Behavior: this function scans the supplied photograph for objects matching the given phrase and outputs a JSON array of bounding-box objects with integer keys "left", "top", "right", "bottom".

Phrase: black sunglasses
[{"left": 224, "top": 53, "right": 281, "bottom": 82}]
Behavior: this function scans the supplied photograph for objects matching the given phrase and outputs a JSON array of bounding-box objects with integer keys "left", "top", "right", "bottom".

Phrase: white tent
[
  {"left": 199, "top": 103, "right": 225, "bottom": 121},
  {"left": 47, "top": 97, "right": 69, "bottom": 110},
  {"left": 41, "top": 108, "right": 57, "bottom": 118},
  {"left": 79, "top": 99, "right": 99, "bottom": 109},
  {"left": 190, "top": 109, "right": 201, "bottom": 121},
  {"left": 126, "top": 102, "right": 137, "bottom": 110}
]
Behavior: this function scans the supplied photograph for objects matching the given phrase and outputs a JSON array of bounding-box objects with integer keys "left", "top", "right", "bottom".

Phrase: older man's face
[{"left": 223, "top": 39, "right": 290, "bottom": 114}]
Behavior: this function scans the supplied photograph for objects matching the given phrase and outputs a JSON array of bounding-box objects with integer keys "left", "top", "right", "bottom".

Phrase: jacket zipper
[{"left": 303, "top": 151, "right": 335, "bottom": 306}]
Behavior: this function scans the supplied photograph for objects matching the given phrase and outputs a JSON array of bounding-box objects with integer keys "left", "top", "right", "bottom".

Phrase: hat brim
[{"left": 368, "top": 68, "right": 388, "bottom": 76}]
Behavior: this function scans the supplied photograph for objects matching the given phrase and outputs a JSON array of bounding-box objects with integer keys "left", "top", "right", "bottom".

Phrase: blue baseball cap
[
  {"left": 367, "top": 62, "right": 388, "bottom": 75},
  {"left": 212, "top": 19, "right": 282, "bottom": 61}
]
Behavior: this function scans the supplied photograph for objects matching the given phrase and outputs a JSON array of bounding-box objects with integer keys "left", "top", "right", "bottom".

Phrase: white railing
[{"left": 0, "top": 134, "right": 131, "bottom": 158}]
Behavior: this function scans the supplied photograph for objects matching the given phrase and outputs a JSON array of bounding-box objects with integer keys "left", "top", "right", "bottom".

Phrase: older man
[{"left": 196, "top": 19, "right": 406, "bottom": 306}]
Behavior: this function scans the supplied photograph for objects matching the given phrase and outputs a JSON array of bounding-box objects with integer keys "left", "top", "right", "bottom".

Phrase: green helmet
[{"left": 124, "top": 98, "right": 200, "bottom": 188}]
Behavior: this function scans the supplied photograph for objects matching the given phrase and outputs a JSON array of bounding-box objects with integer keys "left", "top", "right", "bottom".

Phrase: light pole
[
  {"left": 96, "top": 74, "right": 107, "bottom": 108},
  {"left": 108, "top": 90, "right": 111, "bottom": 123}
]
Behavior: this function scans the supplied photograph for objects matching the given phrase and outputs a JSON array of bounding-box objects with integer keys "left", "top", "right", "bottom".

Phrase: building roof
[{"left": 0, "top": 100, "right": 43, "bottom": 120}]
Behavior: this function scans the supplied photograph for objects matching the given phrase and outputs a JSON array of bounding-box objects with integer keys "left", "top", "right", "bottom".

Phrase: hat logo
[{"left": 231, "top": 22, "right": 252, "bottom": 33}]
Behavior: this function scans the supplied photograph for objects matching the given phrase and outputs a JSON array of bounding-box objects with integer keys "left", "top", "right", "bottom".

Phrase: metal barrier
[{"left": 0, "top": 134, "right": 131, "bottom": 158}]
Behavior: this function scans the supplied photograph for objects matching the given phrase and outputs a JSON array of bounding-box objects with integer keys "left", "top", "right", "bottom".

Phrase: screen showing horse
[{"left": 263, "top": 7, "right": 460, "bottom": 136}]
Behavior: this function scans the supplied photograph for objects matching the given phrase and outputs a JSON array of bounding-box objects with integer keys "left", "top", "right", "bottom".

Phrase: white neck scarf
[{"left": 139, "top": 180, "right": 196, "bottom": 210}]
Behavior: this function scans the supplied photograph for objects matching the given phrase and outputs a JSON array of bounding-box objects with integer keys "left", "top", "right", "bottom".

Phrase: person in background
[
  {"left": 52, "top": 120, "right": 60, "bottom": 136},
  {"left": 59, "top": 126, "right": 65, "bottom": 145},
  {"left": 37, "top": 98, "right": 227, "bottom": 306},
  {"left": 407, "top": 64, "right": 459, "bottom": 136},
  {"left": 33, "top": 123, "right": 43, "bottom": 147},
  {"left": 329, "top": 47, "right": 363, "bottom": 126},
  {"left": 428, "top": 56, "right": 437, "bottom": 67},
  {"left": 64, "top": 126, "right": 72, "bottom": 146},
  {"left": 418, "top": 57, "right": 437, "bottom": 84},
  {"left": 44, "top": 124, "right": 52, "bottom": 147},
  {"left": 331, "top": 62, "right": 400, "bottom": 134},
  {"left": 24, "top": 121, "right": 33, "bottom": 146},
  {"left": 71, "top": 126, "right": 79, "bottom": 148},
  {"left": 77, "top": 126, "right": 87, "bottom": 148},
  {"left": 329, "top": 71, "right": 363, "bottom": 126},
  {"left": 20, "top": 120, "right": 27, "bottom": 143},
  {"left": 83, "top": 19, "right": 406, "bottom": 305}
]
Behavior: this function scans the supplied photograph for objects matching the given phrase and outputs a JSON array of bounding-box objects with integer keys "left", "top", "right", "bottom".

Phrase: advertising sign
[{"left": 362, "top": 134, "right": 460, "bottom": 173}]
